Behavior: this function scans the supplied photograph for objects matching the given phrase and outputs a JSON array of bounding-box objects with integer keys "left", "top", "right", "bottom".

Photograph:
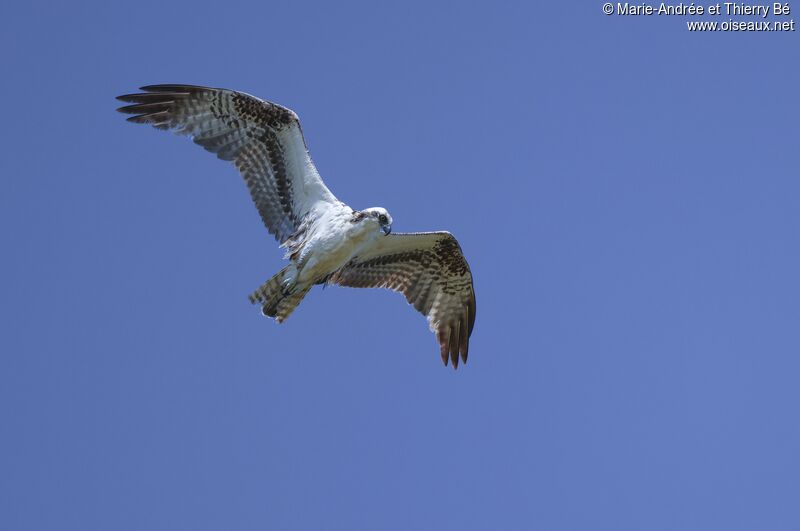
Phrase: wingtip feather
[
  {"left": 139, "top": 84, "right": 207, "bottom": 93},
  {"left": 438, "top": 329, "right": 449, "bottom": 367},
  {"left": 459, "top": 318, "right": 469, "bottom": 365},
  {"left": 116, "top": 102, "right": 172, "bottom": 115},
  {"left": 449, "top": 324, "right": 460, "bottom": 369}
]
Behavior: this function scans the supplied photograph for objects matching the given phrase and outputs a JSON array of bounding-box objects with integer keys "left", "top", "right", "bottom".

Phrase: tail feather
[
  {"left": 248, "top": 266, "right": 290, "bottom": 308},
  {"left": 249, "top": 266, "right": 309, "bottom": 323},
  {"left": 274, "top": 287, "right": 311, "bottom": 323}
]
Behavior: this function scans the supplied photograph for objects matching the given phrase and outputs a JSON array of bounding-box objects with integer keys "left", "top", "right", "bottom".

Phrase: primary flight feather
[{"left": 116, "top": 84, "right": 476, "bottom": 368}]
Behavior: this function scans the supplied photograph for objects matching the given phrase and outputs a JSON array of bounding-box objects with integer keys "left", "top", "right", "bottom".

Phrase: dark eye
[{"left": 378, "top": 214, "right": 387, "bottom": 224}]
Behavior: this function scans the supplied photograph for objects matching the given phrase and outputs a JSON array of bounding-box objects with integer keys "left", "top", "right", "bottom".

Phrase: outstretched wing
[
  {"left": 329, "top": 232, "right": 476, "bottom": 368},
  {"left": 117, "top": 84, "right": 341, "bottom": 243}
]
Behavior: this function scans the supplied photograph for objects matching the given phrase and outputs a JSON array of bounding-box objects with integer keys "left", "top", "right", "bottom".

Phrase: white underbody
[{"left": 288, "top": 208, "right": 384, "bottom": 288}]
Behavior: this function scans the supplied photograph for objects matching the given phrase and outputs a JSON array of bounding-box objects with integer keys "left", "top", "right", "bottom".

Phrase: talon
[{"left": 281, "top": 278, "right": 297, "bottom": 296}]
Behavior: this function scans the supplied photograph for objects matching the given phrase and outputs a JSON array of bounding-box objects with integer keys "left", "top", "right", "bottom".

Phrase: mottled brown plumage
[
  {"left": 330, "top": 232, "right": 475, "bottom": 368},
  {"left": 117, "top": 84, "right": 338, "bottom": 243},
  {"left": 117, "top": 84, "right": 477, "bottom": 368}
]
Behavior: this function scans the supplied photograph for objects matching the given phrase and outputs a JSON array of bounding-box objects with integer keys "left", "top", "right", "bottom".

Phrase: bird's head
[{"left": 361, "top": 207, "right": 393, "bottom": 235}]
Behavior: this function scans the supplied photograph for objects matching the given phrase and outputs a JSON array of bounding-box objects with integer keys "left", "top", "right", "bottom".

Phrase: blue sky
[{"left": 2, "top": 1, "right": 799, "bottom": 530}]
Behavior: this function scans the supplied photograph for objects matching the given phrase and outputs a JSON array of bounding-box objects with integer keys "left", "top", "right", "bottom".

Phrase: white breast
[{"left": 297, "top": 215, "right": 381, "bottom": 284}]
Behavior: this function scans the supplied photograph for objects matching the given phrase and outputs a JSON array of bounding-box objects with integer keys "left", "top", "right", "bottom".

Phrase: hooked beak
[{"left": 382, "top": 225, "right": 392, "bottom": 235}]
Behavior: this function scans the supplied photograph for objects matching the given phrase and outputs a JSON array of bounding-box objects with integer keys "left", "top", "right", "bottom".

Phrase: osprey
[{"left": 117, "top": 85, "right": 476, "bottom": 368}]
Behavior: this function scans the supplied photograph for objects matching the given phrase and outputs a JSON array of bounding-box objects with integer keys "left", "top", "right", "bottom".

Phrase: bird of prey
[{"left": 116, "top": 84, "right": 476, "bottom": 368}]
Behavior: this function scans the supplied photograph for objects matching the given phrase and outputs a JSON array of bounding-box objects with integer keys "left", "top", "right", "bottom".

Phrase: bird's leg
[
  {"left": 280, "top": 262, "right": 300, "bottom": 296},
  {"left": 281, "top": 276, "right": 297, "bottom": 296}
]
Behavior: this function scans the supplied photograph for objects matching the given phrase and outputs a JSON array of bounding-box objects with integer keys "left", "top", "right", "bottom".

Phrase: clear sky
[{"left": 1, "top": 1, "right": 799, "bottom": 530}]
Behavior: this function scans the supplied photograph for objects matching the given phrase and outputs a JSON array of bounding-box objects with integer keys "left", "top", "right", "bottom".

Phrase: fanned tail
[
  {"left": 248, "top": 266, "right": 310, "bottom": 323},
  {"left": 273, "top": 287, "right": 311, "bottom": 322}
]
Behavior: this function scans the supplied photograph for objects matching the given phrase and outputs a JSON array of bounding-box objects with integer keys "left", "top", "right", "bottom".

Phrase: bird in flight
[{"left": 117, "top": 84, "right": 476, "bottom": 368}]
